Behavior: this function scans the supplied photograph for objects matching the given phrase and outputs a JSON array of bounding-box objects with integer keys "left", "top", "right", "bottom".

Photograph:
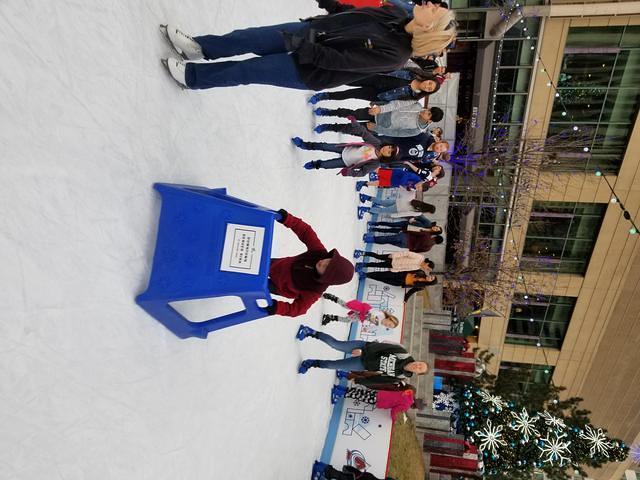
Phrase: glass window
[
  {"left": 521, "top": 201, "right": 606, "bottom": 274},
  {"left": 506, "top": 293, "right": 575, "bottom": 349},
  {"left": 547, "top": 25, "right": 640, "bottom": 174},
  {"left": 499, "top": 361, "right": 555, "bottom": 391},
  {"left": 494, "top": 94, "right": 527, "bottom": 123},
  {"left": 456, "top": 12, "right": 485, "bottom": 39},
  {"left": 501, "top": 39, "right": 537, "bottom": 66},
  {"left": 497, "top": 67, "right": 531, "bottom": 93},
  {"left": 566, "top": 26, "right": 623, "bottom": 48}
]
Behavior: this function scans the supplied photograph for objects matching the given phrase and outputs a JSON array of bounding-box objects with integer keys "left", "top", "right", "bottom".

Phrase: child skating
[
  {"left": 292, "top": 119, "right": 398, "bottom": 172},
  {"left": 330, "top": 383, "right": 422, "bottom": 422},
  {"left": 321, "top": 293, "right": 399, "bottom": 328}
]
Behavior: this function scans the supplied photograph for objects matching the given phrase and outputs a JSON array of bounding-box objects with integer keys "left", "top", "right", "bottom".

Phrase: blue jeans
[
  {"left": 314, "top": 332, "right": 367, "bottom": 371},
  {"left": 371, "top": 233, "right": 408, "bottom": 248},
  {"left": 186, "top": 23, "right": 309, "bottom": 90},
  {"left": 369, "top": 198, "right": 398, "bottom": 215}
]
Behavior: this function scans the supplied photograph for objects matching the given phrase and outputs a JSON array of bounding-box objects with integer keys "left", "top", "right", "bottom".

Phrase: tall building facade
[{"left": 448, "top": 2, "right": 640, "bottom": 478}]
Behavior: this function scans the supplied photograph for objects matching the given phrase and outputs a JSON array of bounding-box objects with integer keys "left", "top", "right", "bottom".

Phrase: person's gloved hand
[
  {"left": 281, "top": 31, "right": 305, "bottom": 51},
  {"left": 262, "top": 304, "right": 277, "bottom": 316},
  {"left": 276, "top": 209, "right": 288, "bottom": 223}
]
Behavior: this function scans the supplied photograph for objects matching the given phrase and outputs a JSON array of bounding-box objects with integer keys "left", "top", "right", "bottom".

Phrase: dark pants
[
  {"left": 323, "top": 86, "right": 381, "bottom": 102},
  {"left": 366, "top": 271, "right": 406, "bottom": 287},
  {"left": 322, "top": 107, "right": 374, "bottom": 122},
  {"left": 299, "top": 142, "right": 347, "bottom": 169},
  {"left": 185, "top": 22, "right": 309, "bottom": 90},
  {"left": 360, "top": 251, "right": 393, "bottom": 269}
]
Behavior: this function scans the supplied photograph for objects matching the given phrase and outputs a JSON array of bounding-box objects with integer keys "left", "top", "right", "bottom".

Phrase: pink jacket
[
  {"left": 376, "top": 389, "right": 415, "bottom": 421},
  {"left": 345, "top": 299, "right": 373, "bottom": 322},
  {"left": 389, "top": 251, "right": 425, "bottom": 272}
]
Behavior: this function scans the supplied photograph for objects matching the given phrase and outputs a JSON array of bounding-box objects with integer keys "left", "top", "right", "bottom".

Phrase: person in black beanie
[{"left": 264, "top": 209, "right": 354, "bottom": 317}]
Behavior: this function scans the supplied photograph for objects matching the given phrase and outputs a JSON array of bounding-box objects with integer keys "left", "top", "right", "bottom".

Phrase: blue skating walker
[{"left": 136, "top": 183, "right": 279, "bottom": 339}]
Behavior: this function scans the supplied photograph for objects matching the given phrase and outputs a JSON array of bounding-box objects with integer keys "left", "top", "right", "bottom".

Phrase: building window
[
  {"left": 520, "top": 201, "right": 606, "bottom": 274},
  {"left": 547, "top": 25, "right": 640, "bottom": 173},
  {"left": 505, "top": 294, "right": 576, "bottom": 349},
  {"left": 499, "top": 361, "right": 555, "bottom": 392},
  {"left": 455, "top": 12, "right": 485, "bottom": 39}
]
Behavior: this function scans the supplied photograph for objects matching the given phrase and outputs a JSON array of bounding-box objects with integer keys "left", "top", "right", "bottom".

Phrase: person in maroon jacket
[{"left": 264, "top": 209, "right": 354, "bottom": 317}]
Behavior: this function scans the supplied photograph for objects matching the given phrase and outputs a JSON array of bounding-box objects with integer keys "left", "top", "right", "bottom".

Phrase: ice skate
[
  {"left": 296, "top": 324, "right": 317, "bottom": 340},
  {"left": 298, "top": 359, "right": 319, "bottom": 374},
  {"left": 161, "top": 58, "right": 187, "bottom": 89},
  {"left": 321, "top": 314, "right": 338, "bottom": 326},
  {"left": 159, "top": 24, "right": 204, "bottom": 60},
  {"left": 330, "top": 384, "right": 348, "bottom": 404}
]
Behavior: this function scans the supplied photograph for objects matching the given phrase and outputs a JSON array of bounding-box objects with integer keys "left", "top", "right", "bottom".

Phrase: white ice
[{"left": 0, "top": 1, "right": 366, "bottom": 479}]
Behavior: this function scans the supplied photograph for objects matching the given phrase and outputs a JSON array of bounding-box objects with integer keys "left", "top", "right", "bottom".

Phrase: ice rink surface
[{"left": 0, "top": 1, "right": 365, "bottom": 478}]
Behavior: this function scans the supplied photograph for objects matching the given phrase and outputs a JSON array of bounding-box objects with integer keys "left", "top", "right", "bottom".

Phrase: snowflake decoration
[
  {"left": 540, "top": 410, "right": 566, "bottom": 430},
  {"left": 579, "top": 425, "right": 612, "bottom": 457},
  {"left": 433, "top": 392, "right": 456, "bottom": 412},
  {"left": 537, "top": 431, "right": 572, "bottom": 466},
  {"left": 474, "top": 419, "right": 507, "bottom": 456},
  {"left": 510, "top": 408, "right": 540, "bottom": 442},
  {"left": 477, "top": 390, "right": 506, "bottom": 410}
]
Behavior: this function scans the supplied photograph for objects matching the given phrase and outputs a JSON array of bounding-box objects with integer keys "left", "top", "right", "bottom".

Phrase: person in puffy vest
[
  {"left": 296, "top": 324, "right": 428, "bottom": 375},
  {"left": 264, "top": 210, "right": 354, "bottom": 317}
]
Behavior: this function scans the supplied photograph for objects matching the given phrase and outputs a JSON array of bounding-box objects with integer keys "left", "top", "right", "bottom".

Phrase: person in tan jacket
[{"left": 355, "top": 250, "right": 433, "bottom": 273}]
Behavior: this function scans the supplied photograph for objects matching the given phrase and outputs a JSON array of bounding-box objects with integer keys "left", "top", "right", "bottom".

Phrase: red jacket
[
  {"left": 376, "top": 389, "right": 415, "bottom": 422},
  {"left": 269, "top": 213, "right": 353, "bottom": 317}
]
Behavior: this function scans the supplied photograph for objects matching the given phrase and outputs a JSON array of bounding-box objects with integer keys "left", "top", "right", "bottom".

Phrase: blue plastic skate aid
[{"left": 136, "top": 183, "right": 277, "bottom": 339}]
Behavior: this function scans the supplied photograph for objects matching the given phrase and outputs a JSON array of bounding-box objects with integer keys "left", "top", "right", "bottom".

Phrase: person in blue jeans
[
  {"left": 158, "top": 1, "right": 456, "bottom": 91},
  {"left": 295, "top": 324, "right": 428, "bottom": 376}
]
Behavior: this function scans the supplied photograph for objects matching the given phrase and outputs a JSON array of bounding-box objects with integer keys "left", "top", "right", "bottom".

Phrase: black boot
[
  {"left": 322, "top": 293, "right": 340, "bottom": 303},
  {"left": 322, "top": 314, "right": 339, "bottom": 326}
]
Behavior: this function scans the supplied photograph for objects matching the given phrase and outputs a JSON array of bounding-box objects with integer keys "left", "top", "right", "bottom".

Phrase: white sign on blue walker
[{"left": 220, "top": 223, "right": 265, "bottom": 275}]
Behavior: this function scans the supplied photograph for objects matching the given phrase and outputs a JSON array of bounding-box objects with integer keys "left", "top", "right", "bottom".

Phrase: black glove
[
  {"left": 281, "top": 31, "right": 305, "bottom": 52},
  {"left": 322, "top": 293, "right": 339, "bottom": 303},
  {"left": 276, "top": 209, "right": 288, "bottom": 223},
  {"left": 263, "top": 303, "right": 277, "bottom": 316}
]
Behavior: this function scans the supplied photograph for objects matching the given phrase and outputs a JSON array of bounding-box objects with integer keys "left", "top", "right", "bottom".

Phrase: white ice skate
[
  {"left": 159, "top": 24, "right": 203, "bottom": 60},
  {"left": 161, "top": 58, "right": 187, "bottom": 89}
]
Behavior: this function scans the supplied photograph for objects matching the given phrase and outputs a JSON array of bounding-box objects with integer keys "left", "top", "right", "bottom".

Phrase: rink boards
[{"left": 320, "top": 243, "right": 407, "bottom": 477}]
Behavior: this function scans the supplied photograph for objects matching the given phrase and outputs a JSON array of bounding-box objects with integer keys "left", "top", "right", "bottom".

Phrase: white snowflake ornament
[
  {"left": 579, "top": 425, "right": 612, "bottom": 457},
  {"left": 474, "top": 419, "right": 507, "bottom": 456},
  {"left": 510, "top": 408, "right": 540, "bottom": 442},
  {"left": 477, "top": 390, "right": 506, "bottom": 411},
  {"left": 537, "top": 431, "right": 572, "bottom": 466},
  {"left": 540, "top": 410, "right": 566, "bottom": 429}
]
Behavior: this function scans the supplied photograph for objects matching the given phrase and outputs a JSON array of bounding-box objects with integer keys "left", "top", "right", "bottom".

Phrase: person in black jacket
[
  {"left": 160, "top": 0, "right": 456, "bottom": 91},
  {"left": 296, "top": 324, "right": 428, "bottom": 375}
]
